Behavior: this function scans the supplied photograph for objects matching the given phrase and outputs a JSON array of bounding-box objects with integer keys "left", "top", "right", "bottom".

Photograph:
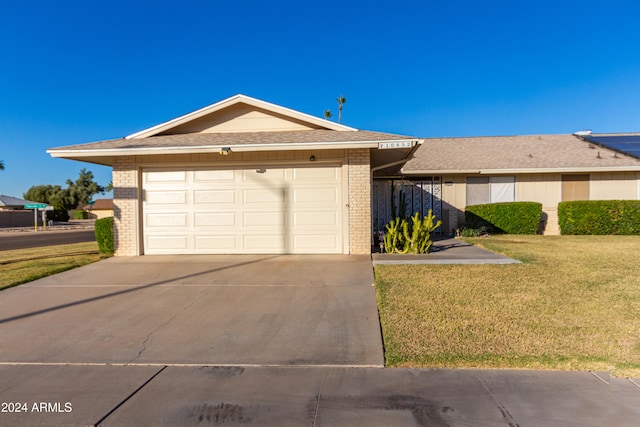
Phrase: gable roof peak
[{"left": 126, "top": 94, "right": 357, "bottom": 139}]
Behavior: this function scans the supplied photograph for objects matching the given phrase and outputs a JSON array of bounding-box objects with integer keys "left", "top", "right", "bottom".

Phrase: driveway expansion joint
[
  {"left": 475, "top": 375, "right": 521, "bottom": 427},
  {"left": 590, "top": 371, "right": 610, "bottom": 385},
  {"left": 629, "top": 378, "right": 640, "bottom": 390},
  {"left": 93, "top": 365, "right": 167, "bottom": 426}
]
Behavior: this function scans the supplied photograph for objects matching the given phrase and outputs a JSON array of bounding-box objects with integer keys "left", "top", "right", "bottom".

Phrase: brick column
[
  {"left": 348, "top": 148, "right": 371, "bottom": 254},
  {"left": 112, "top": 156, "right": 138, "bottom": 256}
]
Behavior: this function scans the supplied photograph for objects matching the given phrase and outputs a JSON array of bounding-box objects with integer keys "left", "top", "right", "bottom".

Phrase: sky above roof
[{"left": 1, "top": 0, "right": 639, "bottom": 198}]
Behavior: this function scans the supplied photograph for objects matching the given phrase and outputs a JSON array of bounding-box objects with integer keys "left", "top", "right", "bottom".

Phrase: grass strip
[
  {"left": 375, "top": 235, "right": 640, "bottom": 377},
  {"left": 0, "top": 242, "right": 106, "bottom": 291}
]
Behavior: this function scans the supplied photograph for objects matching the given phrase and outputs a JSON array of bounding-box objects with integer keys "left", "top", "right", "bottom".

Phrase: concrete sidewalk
[
  {"left": 0, "top": 219, "right": 95, "bottom": 233},
  {"left": 1, "top": 365, "right": 638, "bottom": 426},
  {"left": 372, "top": 238, "right": 521, "bottom": 265}
]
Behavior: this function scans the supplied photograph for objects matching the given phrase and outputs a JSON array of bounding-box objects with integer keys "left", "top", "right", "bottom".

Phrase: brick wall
[
  {"left": 347, "top": 149, "right": 371, "bottom": 254},
  {"left": 110, "top": 149, "right": 373, "bottom": 255},
  {"left": 112, "top": 156, "right": 138, "bottom": 256}
]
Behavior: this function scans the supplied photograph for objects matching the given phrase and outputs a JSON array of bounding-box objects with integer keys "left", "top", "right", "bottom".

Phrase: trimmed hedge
[
  {"left": 465, "top": 202, "right": 543, "bottom": 234},
  {"left": 72, "top": 209, "right": 88, "bottom": 220},
  {"left": 558, "top": 200, "right": 640, "bottom": 235},
  {"left": 94, "top": 217, "right": 114, "bottom": 254}
]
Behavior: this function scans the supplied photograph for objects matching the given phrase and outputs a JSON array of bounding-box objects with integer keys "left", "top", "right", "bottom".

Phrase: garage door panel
[
  {"left": 293, "top": 211, "right": 338, "bottom": 226},
  {"left": 243, "top": 188, "right": 285, "bottom": 204},
  {"left": 146, "top": 213, "right": 188, "bottom": 228},
  {"left": 243, "top": 211, "right": 285, "bottom": 227},
  {"left": 195, "top": 235, "right": 237, "bottom": 250},
  {"left": 143, "top": 165, "right": 343, "bottom": 254},
  {"left": 293, "top": 187, "right": 339, "bottom": 203},
  {"left": 194, "top": 170, "right": 235, "bottom": 182},
  {"left": 244, "top": 235, "right": 286, "bottom": 252},
  {"left": 145, "top": 171, "right": 187, "bottom": 183},
  {"left": 145, "top": 191, "right": 187, "bottom": 205},
  {"left": 194, "top": 213, "right": 236, "bottom": 227},
  {"left": 146, "top": 235, "right": 188, "bottom": 251},
  {"left": 194, "top": 190, "right": 235, "bottom": 204}
]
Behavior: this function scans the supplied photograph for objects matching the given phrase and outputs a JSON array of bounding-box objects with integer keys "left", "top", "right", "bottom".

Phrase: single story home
[
  {"left": 48, "top": 95, "right": 420, "bottom": 255},
  {"left": 80, "top": 198, "right": 114, "bottom": 220},
  {"left": 47, "top": 95, "right": 640, "bottom": 255},
  {"left": 374, "top": 133, "right": 640, "bottom": 236},
  {"left": 0, "top": 195, "right": 47, "bottom": 227}
]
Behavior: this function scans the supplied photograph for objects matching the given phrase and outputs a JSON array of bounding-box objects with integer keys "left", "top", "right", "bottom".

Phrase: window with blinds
[{"left": 466, "top": 176, "right": 515, "bottom": 205}]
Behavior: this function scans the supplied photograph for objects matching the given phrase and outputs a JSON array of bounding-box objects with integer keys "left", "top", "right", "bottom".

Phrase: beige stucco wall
[
  {"left": 111, "top": 148, "right": 371, "bottom": 255},
  {"left": 86, "top": 210, "right": 114, "bottom": 220},
  {"left": 440, "top": 172, "right": 639, "bottom": 235},
  {"left": 590, "top": 172, "right": 639, "bottom": 200}
]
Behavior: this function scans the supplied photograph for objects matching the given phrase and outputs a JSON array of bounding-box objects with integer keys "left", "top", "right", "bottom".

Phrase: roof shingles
[
  {"left": 402, "top": 134, "right": 640, "bottom": 173},
  {"left": 50, "top": 130, "right": 418, "bottom": 151}
]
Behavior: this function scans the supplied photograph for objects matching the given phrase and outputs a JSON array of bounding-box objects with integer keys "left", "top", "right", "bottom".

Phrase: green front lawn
[
  {"left": 0, "top": 242, "right": 106, "bottom": 291},
  {"left": 375, "top": 235, "right": 640, "bottom": 377}
]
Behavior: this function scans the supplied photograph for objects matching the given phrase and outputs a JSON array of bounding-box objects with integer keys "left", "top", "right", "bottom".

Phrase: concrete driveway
[{"left": 0, "top": 255, "right": 383, "bottom": 366}]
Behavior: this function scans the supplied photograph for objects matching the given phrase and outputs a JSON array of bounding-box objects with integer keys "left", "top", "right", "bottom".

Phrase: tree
[
  {"left": 66, "top": 168, "right": 105, "bottom": 207},
  {"left": 23, "top": 184, "right": 72, "bottom": 210},
  {"left": 23, "top": 168, "right": 105, "bottom": 211},
  {"left": 336, "top": 95, "right": 347, "bottom": 123},
  {"left": 323, "top": 109, "right": 332, "bottom": 120}
]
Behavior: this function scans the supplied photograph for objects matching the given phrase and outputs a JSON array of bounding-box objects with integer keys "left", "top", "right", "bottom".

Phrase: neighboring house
[
  {"left": 80, "top": 199, "right": 114, "bottom": 220},
  {"left": 48, "top": 95, "right": 419, "bottom": 255},
  {"left": 0, "top": 195, "right": 46, "bottom": 227},
  {"left": 47, "top": 95, "right": 640, "bottom": 256},
  {"left": 379, "top": 133, "right": 640, "bottom": 235}
]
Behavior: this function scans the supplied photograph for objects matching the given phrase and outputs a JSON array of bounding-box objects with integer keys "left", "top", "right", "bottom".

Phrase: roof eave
[
  {"left": 402, "top": 166, "right": 640, "bottom": 175},
  {"left": 48, "top": 139, "right": 418, "bottom": 159}
]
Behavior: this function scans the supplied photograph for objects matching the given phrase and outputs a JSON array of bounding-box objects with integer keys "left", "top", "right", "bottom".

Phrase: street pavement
[{"left": 0, "top": 229, "right": 95, "bottom": 250}]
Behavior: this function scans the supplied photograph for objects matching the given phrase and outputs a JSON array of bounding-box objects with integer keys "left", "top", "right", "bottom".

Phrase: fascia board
[
  {"left": 125, "top": 94, "right": 356, "bottom": 139},
  {"left": 401, "top": 166, "right": 640, "bottom": 175},
  {"left": 47, "top": 139, "right": 417, "bottom": 158}
]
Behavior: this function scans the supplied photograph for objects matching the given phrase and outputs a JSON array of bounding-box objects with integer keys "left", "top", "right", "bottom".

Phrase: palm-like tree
[
  {"left": 323, "top": 109, "right": 332, "bottom": 120},
  {"left": 336, "top": 95, "right": 347, "bottom": 123}
]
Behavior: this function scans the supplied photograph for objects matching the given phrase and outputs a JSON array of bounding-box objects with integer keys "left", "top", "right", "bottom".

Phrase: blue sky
[{"left": 1, "top": 1, "right": 639, "bottom": 199}]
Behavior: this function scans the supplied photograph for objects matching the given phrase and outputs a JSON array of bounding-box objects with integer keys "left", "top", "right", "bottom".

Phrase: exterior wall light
[
  {"left": 309, "top": 155, "right": 316, "bottom": 161},
  {"left": 219, "top": 147, "right": 231, "bottom": 155}
]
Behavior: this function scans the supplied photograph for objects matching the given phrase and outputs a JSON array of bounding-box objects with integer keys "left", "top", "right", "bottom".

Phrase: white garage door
[{"left": 142, "top": 165, "right": 344, "bottom": 254}]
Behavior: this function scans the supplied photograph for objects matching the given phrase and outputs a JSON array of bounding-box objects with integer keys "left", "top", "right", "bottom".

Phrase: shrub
[
  {"left": 45, "top": 209, "right": 70, "bottom": 222},
  {"left": 458, "top": 226, "right": 491, "bottom": 237},
  {"left": 94, "top": 217, "right": 114, "bottom": 254},
  {"left": 558, "top": 200, "right": 640, "bottom": 235},
  {"left": 72, "top": 210, "right": 88, "bottom": 220},
  {"left": 465, "top": 202, "right": 542, "bottom": 234}
]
